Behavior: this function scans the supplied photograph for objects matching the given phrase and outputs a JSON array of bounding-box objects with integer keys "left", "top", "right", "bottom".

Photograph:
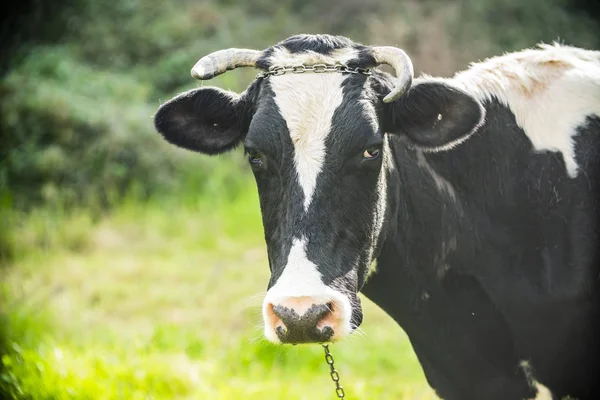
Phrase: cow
[{"left": 153, "top": 34, "right": 600, "bottom": 400}]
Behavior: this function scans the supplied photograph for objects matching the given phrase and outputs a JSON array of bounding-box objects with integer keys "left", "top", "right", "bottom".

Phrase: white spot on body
[
  {"left": 520, "top": 360, "right": 554, "bottom": 400},
  {"left": 262, "top": 237, "right": 353, "bottom": 343},
  {"left": 271, "top": 72, "right": 347, "bottom": 210},
  {"left": 529, "top": 382, "right": 553, "bottom": 400},
  {"left": 454, "top": 43, "right": 600, "bottom": 177}
]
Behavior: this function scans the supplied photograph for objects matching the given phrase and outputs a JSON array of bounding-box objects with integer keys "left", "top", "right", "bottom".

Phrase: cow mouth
[{"left": 263, "top": 292, "right": 363, "bottom": 345}]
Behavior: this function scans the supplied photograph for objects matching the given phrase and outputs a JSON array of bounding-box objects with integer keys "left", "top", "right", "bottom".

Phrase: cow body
[
  {"left": 363, "top": 103, "right": 600, "bottom": 400},
  {"left": 154, "top": 35, "right": 600, "bottom": 399}
]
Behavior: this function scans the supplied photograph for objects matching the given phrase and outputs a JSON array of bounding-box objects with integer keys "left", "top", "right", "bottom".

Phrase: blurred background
[{"left": 1, "top": 0, "right": 599, "bottom": 398}]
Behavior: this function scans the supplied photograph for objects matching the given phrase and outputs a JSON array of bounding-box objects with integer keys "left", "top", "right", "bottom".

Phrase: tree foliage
[{"left": 1, "top": 0, "right": 599, "bottom": 211}]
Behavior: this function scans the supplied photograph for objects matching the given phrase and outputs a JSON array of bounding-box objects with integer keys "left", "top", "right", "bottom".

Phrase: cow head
[{"left": 154, "top": 34, "right": 484, "bottom": 344}]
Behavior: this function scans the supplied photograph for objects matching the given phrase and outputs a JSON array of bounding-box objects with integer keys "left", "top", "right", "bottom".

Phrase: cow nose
[{"left": 264, "top": 296, "right": 342, "bottom": 344}]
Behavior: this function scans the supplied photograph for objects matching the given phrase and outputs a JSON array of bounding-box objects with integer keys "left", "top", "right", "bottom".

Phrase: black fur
[{"left": 362, "top": 101, "right": 600, "bottom": 400}]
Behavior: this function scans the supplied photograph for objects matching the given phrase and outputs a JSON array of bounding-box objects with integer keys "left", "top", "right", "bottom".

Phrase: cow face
[{"left": 154, "top": 34, "right": 484, "bottom": 344}]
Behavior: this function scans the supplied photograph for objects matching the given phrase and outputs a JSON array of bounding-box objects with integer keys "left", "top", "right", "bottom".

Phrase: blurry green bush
[{"left": 1, "top": 0, "right": 599, "bottom": 212}]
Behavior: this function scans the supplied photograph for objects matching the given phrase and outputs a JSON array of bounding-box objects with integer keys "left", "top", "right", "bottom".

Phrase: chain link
[
  {"left": 257, "top": 64, "right": 371, "bottom": 78},
  {"left": 322, "top": 344, "right": 345, "bottom": 399}
]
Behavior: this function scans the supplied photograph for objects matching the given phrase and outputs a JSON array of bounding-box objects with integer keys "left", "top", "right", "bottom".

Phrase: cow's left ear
[
  {"left": 381, "top": 81, "right": 485, "bottom": 151},
  {"left": 154, "top": 85, "right": 256, "bottom": 155}
]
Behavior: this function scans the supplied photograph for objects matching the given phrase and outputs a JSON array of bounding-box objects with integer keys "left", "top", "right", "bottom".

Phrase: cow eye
[
  {"left": 246, "top": 149, "right": 263, "bottom": 165},
  {"left": 363, "top": 146, "right": 381, "bottom": 160}
]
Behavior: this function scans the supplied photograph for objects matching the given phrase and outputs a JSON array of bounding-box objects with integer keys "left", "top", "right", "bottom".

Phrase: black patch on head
[
  {"left": 154, "top": 82, "right": 259, "bottom": 155},
  {"left": 379, "top": 80, "right": 485, "bottom": 151},
  {"left": 256, "top": 34, "right": 376, "bottom": 71},
  {"left": 276, "top": 34, "right": 357, "bottom": 54}
]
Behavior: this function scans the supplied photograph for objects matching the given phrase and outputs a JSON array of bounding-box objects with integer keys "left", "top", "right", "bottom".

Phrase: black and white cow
[{"left": 154, "top": 34, "right": 600, "bottom": 400}]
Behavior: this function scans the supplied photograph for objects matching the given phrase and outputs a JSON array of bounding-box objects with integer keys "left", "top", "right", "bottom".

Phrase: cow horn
[
  {"left": 191, "top": 48, "right": 262, "bottom": 80},
  {"left": 371, "top": 46, "right": 414, "bottom": 103}
]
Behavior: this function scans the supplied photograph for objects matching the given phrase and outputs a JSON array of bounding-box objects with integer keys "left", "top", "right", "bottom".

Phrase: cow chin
[{"left": 262, "top": 286, "right": 362, "bottom": 345}]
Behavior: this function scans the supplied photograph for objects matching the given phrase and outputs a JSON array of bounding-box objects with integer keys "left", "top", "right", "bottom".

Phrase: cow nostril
[
  {"left": 276, "top": 325, "right": 287, "bottom": 336},
  {"left": 266, "top": 303, "right": 287, "bottom": 330},
  {"left": 321, "top": 325, "right": 334, "bottom": 338},
  {"left": 265, "top": 298, "right": 343, "bottom": 343}
]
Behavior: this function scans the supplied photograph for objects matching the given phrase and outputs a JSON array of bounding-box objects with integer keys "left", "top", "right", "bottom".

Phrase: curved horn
[
  {"left": 371, "top": 46, "right": 414, "bottom": 103},
  {"left": 191, "top": 48, "right": 262, "bottom": 80}
]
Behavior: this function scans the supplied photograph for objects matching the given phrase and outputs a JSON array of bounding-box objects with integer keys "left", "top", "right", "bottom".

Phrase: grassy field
[{"left": 1, "top": 186, "right": 436, "bottom": 399}]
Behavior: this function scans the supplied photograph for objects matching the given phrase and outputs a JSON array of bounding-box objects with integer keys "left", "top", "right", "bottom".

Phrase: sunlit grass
[{"left": 1, "top": 189, "right": 436, "bottom": 399}]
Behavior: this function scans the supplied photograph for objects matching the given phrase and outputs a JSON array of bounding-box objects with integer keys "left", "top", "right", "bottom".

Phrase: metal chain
[
  {"left": 257, "top": 63, "right": 371, "bottom": 78},
  {"left": 322, "top": 344, "right": 345, "bottom": 399}
]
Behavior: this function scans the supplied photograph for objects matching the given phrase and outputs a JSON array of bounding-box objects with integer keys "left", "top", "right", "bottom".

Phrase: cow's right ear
[
  {"left": 154, "top": 86, "right": 254, "bottom": 155},
  {"left": 380, "top": 81, "right": 485, "bottom": 152}
]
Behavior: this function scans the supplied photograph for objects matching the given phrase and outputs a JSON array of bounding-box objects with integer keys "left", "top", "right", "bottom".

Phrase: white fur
[
  {"left": 520, "top": 360, "right": 554, "bottom": 400},
  {"left": 271, "top": 73, "right": 347, "bottom": 210},
  {"left": 268, "top": 47, "right": 359, "bottom": 68},
  {"left": 453, "top": 43, "right": 600, "bottom": 177},
  {"left": 262, "top": 237, "right": 353, "bottom": 343},
  {"left": 529, "top": 382, "right": 553, "bottom": 400}
]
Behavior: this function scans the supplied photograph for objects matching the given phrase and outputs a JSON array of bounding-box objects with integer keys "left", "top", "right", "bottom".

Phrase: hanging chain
[
  {"left": 322, "top": 344, "right": 345, "bottom": 399},
  {"left": 257, "top": 63, "right": 371, "bottom": 78}
]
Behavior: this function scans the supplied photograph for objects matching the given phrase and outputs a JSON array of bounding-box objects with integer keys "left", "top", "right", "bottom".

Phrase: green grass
[{"left": 1, "top": 188, "right": 436, "bottom": 399}]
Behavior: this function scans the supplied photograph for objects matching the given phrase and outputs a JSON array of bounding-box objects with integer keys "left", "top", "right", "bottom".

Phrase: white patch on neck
[
  {"left": 453, "top": 43, "right": 600, "bottom": 177},
  {"left": 271, "top": 73, "right": 347, "bottom": 210},
  {"left": 262, "top": 237, "right": 353, "bottom": 343},
  {"left": 268, "top": 47, "right": 360, "bottom": 67}
]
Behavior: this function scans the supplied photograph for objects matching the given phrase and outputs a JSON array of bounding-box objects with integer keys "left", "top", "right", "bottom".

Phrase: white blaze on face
[
  {"left": 262, "top": 237, "right": 353, "bottom": 343},
  {"left": 270, "top": 66, "right": 348, "bottom": 210},
  {"left": 268, "top": 44, "right": 360, "bottom": 209},
  {"left": 454, "top": 43, "right": 600, "bottom": 177}
]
